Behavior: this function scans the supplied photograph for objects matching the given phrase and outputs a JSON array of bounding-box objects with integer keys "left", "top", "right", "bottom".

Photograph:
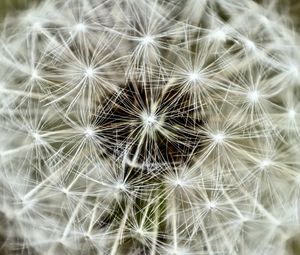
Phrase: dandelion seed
[
  {"left": 211, "top": 132, "right": 225, "bottom": 144},
  {"left": 32, "top": 22, "right": 42, "bottom": 31},
  {"left": 31, "top": 132, "right": 44, "bottom": 144},
  {"left": 247, "top": 90, "right": 260, "bottom": 103},
  {"left": 210, "top": 29, "right": 227, "bottom": 42},
  {"left": 84, "top": 127, "right": 95, "bottom": 138},
  {"left": 244, "top": 39, "right": 256, "bottom": 52},
  {"left": 115, "top": 183, "right": 126, "bottom": 191},
  {"left": 31, "top": 70, "right": 39, "bottom": 80},
  {"left": 75, "top": 23, "right": 86, "bottom": 32},
  {"left": 84, "top": 67, "right": 95, "bottom": 78},
  {"left": 207, "top": 201, "right": 217, "bottom": 210},
  {"left": 141, "top": 111, "right": 158, "bottom": 128},
  {"left": 259, "top": 15, "right": 270, "bottom": 25},
  {"left": 61, "top": 187, "right": 69, "bottom": 195},
  {"left": 141, "top": 35, "right": 155, "bottom": 45},
  {"left": 288, "top": 109, "right": 296, "bottom": 119},
  {"left": 288, "top": 64, "right": 299, "bottom": 77},
  {"left": 259, "top": 159, "right": 272, "bottom": 169},
  {"left": 188, "top": 72, "right": 201, "bottom": 83}
]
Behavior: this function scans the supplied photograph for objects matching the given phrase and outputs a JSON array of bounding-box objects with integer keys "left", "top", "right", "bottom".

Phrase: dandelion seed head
[{"left": 1, "top": 0, "right": 300, "bottom": 254}]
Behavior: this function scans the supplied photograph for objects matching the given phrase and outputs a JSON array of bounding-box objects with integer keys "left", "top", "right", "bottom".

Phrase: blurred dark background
[{"left": 0, "top": 0, "right": 35, "bottom": 18}]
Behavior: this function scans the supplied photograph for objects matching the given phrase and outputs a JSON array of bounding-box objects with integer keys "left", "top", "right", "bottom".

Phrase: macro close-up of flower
[{"left": 1, "top": 0, "right": 300, "bottom": 254}]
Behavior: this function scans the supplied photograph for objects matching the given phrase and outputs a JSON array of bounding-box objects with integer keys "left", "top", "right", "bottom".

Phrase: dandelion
[{"left": 0, "top": 0, "right": 300, "bottom": 255}]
